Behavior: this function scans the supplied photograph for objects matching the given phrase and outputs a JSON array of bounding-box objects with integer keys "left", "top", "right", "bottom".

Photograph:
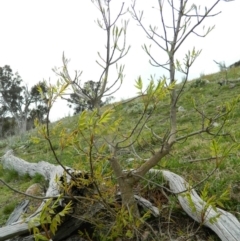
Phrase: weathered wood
[
  {"left": 151, "top": 169, "right": 240, "bottom": 241},
  {"left": 7, "top": 235, "right": 35, "bottom": 241},
  {"left": 0, "top": 150, "right": 70, "bottom": 241},
  {"left": 64, "top": 235, "right": 88, "bottom": 241},
  {"left": 6, "top": 234, "right": 88, "bottom": 241},
  {"left": 8, "top": 235, "right": 35, "bottom": 241},
  {"left": 6, "top": 200, "right": 29, "bottom": 225},
  {"left": 2, "top": 151, "right": 240, "bottom": 241},
  {"left": 53, "top": 202, "right": 104, "bottom": 241},
  {"left": 2, "top": 150, "right": 70, "bottom": 197},
  {"left": 134, "top": 195, "right": 160, "bottom": 217},
  {"left": 0, "top": 223, "right": 30, "bottom": 241},
  {"left": 0, "top": 151, "right": 103, "bottom": 241}
]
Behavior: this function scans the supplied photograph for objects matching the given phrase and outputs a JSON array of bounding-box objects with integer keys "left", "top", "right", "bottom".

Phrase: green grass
[
  {"left": 3, "top": 202, "right": 17, "bottom": 215},
  {"left": 1, "top": 66, "right": 240, "bottom": 233}
]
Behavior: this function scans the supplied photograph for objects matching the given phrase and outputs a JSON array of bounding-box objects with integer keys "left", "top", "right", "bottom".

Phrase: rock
[
  {"left": 178, "top": 106, "right": 185, "bottom": 112},
  {"left": 217, "top": 79, "right": 228, "bottom": 86},
  {"left": 212, "top": 122, "right": 219, "bottom": 127},
  {"left": 126, "top": 158, "right": 134, "bottom": 162},
  {"left": 205, "top": 79, "right": 210, "bottom": 84},
  {"left": 25, "top": 183, "right": 44, "bottom": 196}
]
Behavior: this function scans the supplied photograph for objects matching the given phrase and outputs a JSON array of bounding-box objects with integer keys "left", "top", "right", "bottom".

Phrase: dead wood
[
  {"left": 1, "top": 151, "right": 240, "bottom": 241},
  {"left": 151, "top": 169, "right": 240, "bottom": 241},
  {"left": 6, "top": 200, "right": 29, "bottom": 225}
]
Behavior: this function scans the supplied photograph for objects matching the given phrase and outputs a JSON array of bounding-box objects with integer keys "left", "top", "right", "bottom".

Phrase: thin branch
[
  {"left": 0, "top": 178, "right": 97, "bottom": 201},
  {"left": 131, "top": 143, "right": 148, "bottom": 161},
  {"left": 175, "top": 0, "right": 221, "bottom": 53},
  {"left": 183, "top": 155, "right": 222, "bottom": 163}
]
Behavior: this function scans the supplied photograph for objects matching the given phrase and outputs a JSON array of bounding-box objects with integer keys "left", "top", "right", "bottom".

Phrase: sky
[{"left": 0, "top": 0, "right": 240, "bottom": 121}]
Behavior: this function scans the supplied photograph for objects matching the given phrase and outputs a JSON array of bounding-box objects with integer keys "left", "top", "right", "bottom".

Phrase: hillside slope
[{"left": 1, "top": 66, "right": 240, "bottom": 240}]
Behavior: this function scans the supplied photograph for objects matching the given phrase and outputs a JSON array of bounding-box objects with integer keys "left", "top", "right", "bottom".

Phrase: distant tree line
[
  {"left": 0, "top": 65, "right": 48, "bottom": 137},
  {"left": 229, "top": 60, "right": 240, "bottom": 68},
  {"left": 0, "top": 65, "right": 115, "bottom": 137}
]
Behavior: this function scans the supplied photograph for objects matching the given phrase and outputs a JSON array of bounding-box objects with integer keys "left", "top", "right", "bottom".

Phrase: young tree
[
  {"left": 54, "top": 0, "right": 130, "bottom": 111},
  {"left": 2, "top": 1, "right": 239, "bottom": 241},
  {"left": 99, "top": 0, "right": 235, "bottom": 214},
  {"left": 86, "top": 0, "right": 236, "bottom": 237},
  {"left": 48, "top": 0, "right": 237, "bottom": 239}
]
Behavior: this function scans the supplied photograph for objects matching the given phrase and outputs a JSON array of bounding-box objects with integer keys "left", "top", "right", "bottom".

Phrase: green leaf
[
  {"left": 46, "top": 215, "right": 52, "bottom": 223},
  {"left": 54, "top": 214, "right": 61, "bottom": 224},
  {"left": 50, "top": 219, "right": 57, "bottom": 235},
  {"left": 49, "top": 209, "right": 55, "bottom": 214},
  {"left": 35, "top": 233, "right": 49, "bottom": 241},
  {"left": 216, "top": 200, "right": 225, "bottom": 208},
  {"left": 134, "top": 76, "right": 143, "bottom": 90},
  {"left": 98, "top": 109, "right": 113, "bottom": 125},
  {"left": 78, "top": 110, "right": 87, "bottom": 129},
  {"left": 31, "top": 136, "right": 40, "bottom": 144},
  {"left": 118, "top": 28, "right": 123, "bottom": 37},
  {"left": 126, "top": 230, "right": 133, "bottom": 238}
]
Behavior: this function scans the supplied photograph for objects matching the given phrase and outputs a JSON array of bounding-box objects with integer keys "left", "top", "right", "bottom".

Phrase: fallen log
[
  {"left": 1, "top": 150, "right": 240, "bottom": 241},
  {"left": 160, "top": 170, "right": 240, "bottom": 241},
  {"left": 1, "top": 149, "right": 69, "bottom": 197},
  {"left": 6, "top": 200, "right": 29, "bottom": 225},
  {"left": 0, "top": 223, "right": 30, "bottom": 241},
  {"left": 0, "top": 150, "right": 160, "bottom": 241},
  {"left": 0, "top": 150, "right": 73, "bottom": 241}
]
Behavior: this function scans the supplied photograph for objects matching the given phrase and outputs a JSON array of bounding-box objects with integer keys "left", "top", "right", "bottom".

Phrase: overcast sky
[{"left": 0, "top": 0, "right": 239, "bottom": 121}]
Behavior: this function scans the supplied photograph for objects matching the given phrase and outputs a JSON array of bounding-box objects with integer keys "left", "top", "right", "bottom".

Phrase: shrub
[{"left": 191, "top": 79, "right": 207, "bottom": 88}]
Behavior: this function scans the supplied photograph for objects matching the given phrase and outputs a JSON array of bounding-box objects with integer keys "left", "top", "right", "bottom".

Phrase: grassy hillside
[{"left": 1, "top": 66, "right": 240, "bottom": 239}]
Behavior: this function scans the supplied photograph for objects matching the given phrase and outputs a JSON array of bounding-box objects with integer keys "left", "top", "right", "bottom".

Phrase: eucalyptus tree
[
  {"left": 67, "top": 80, "right": 103, "bottom": 114},
  {"left": 29, "top": 81, "right": 48, "bottom": 123},
  {"left": 0, "top": 66, "right": 48, "bottom": 133}
]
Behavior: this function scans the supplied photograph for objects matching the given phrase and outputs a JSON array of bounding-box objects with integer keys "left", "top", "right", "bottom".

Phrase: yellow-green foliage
[
  {"left": 200, "top": 183, "right": 230, "bottom": 224},
  {"left": 29, "top": 196, "right": 72, "bottom": 241},
  {"left": 98, "top": 207, "right": 151, "bottom": 240},
  {"left": 2, "top": 65, "right": 240, "bottom": 238}
]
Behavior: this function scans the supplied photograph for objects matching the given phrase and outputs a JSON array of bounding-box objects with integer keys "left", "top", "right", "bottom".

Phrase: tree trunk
[
  {"left": 16, "top": 118, "right": 27, "bottom": 135},
  {"left": 169, "top": 56, "right": 177, "bottom": 144},
  {"left": 119, "top": 177, "right": 140, "bottom": 217}
]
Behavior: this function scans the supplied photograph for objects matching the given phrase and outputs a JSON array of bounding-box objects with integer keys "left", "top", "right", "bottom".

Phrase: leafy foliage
[
  {"left": 0, "top": 65, "right": 24, "bottom": 114},
  {"left": 1, "top": 1, "right": 239, "bottom": 240},
  {"left": 29, "top": 196, "right": 72, "bottom": 241}
]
